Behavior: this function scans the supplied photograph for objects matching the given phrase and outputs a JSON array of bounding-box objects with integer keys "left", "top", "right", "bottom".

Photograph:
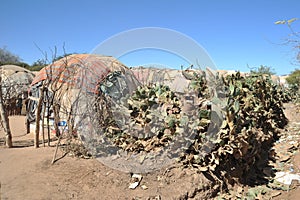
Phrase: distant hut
[
  {"left": 0, "top": 65, "right": 35, "bottom": 115},
  {"left": 131, "top": 66, "right": 196, "bottom": 93}
]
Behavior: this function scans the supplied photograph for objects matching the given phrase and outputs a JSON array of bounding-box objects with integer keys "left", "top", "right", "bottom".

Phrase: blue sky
[{"left": 1, "top": 0, "right": 299, "bottom": 75}]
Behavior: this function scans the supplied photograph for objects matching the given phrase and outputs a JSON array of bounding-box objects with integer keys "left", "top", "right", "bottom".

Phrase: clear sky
[{"left": 1, "top": 0, "right": 299, "bottom": 75}]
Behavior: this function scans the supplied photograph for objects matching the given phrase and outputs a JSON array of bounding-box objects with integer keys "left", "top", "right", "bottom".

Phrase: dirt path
[
  {"left": 0, "top": 117, "right": 214, "bottom": 200},
  {"left": 1, "top": 103, "right": 300, "bottom": 199},
  {"left": 272, "top": 103, "right": 300, "bottom": 200}
]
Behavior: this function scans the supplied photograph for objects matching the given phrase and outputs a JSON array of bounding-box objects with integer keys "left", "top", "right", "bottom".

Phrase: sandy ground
[
  {"left": 1, "top": 103, "right": 300, "bottom": 199},
  {"left": 0, "top": 116, "right": 214, "bottom": 200}
]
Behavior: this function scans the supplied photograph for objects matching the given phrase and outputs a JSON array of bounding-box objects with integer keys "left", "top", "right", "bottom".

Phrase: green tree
[
  {"left": 286, "top": 69, "right": 300, "bottom": 91},
  {"left": 18, "top": 62, "right": 31, "bottom": 69},
  {"left": 250, "top": 65, "right": 275, "bottom": 75},
  {"left": 32, "top": 59, "right": 47, "bottom": 66},
  {"left": 0, "top": 47, "right": 22, "bottom": 65},
  {"left": 29, "top": 59, "right": 48, "bottom": 71},
  {"left": 52, "top": 52, "right": 80, "bottom": 62}
]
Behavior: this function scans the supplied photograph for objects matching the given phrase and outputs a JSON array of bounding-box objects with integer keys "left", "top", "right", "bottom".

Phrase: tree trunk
[
  {"left": 42, "top": 99, "right": 46, "bottom": 147},
  {"left": 47, "top": 92, "right": 53, "bottom": 146},
  {"left": 0, "top": 76, "right": 12, "bottom": 148},
  {"left": 47, "top": 105, "right": 51, "bottom": 146},
  {"left": 34, "top": 87, "right": 45, "bottom": 148},
  {"left": 25, "top": 98, "right": 30, "bottom": 134},
  {"left": 53, "top": 103, "right": 61, "bottom": 137}
]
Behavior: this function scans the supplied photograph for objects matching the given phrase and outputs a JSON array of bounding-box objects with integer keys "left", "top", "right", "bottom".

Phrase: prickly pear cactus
[{"left": 179, "top": 72, "right": 289, "bottom": 186}]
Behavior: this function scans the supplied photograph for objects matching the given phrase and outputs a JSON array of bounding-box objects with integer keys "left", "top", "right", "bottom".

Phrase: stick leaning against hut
[{"left": 27, "top": 54, "right": 139, "bottom": 149}]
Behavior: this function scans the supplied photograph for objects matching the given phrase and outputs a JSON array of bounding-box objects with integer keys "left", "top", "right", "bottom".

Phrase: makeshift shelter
[
  {"left": 131, "top": 66, "right": 195, "bottom": 93},
  {"left": 0, "top": 65, "right": 35, "bottom": 115},
  {"left": 27, "top": 54, "right": 139, "bottom": 130}
]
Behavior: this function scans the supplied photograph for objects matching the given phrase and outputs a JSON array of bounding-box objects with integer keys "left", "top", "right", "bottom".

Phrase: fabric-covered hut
[
  {"left": 27, "top": 54, "right": 139, "bottom": 132},
  {"left": 0, "top": 65, "right": 35, "bottom": 115}
]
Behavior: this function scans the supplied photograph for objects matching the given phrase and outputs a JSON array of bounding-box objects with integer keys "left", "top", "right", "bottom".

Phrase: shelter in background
[
  {"left": 0, "top": 65, "right": 35, "bottom": 115},
  {"left": 131, "top": 66, "right": 194, "bottom": 93},
  {"left": 27, "top": 54, "right": 139, "bottom": 132}
]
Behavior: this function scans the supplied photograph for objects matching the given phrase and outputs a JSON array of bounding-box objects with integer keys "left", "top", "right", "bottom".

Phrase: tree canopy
[
  {"left": 250, "top": 65, "right": 276, "bottom": 75},
  {"left": 286, "top": 69, "right": 300, "bottom": 90},
  {"left": 0, "top": 47, "right": 22, "bottom": 65},
  {"left": 29, "top": 59, "right": 47, "bottom": 71}
]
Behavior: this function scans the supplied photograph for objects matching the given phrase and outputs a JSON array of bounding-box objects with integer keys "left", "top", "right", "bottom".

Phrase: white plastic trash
[{"left": 274, "top": 171, "right": 300, "bottom": 185}]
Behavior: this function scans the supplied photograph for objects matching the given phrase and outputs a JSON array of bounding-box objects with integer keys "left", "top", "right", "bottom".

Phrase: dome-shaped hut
[
  {"left": 27, "top": 54, "right": 139, "bottom": 132},
  {"left": 0, "top": 64, "right": 35, "bottom": 115}
]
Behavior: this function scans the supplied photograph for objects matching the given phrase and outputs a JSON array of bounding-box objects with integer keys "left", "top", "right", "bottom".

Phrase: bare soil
[
  {"left": 272, "top": 103, "right": 300, "bottom": 200},
  {"left": 1, "top": 103, "right": 300, "bottom": 200}
]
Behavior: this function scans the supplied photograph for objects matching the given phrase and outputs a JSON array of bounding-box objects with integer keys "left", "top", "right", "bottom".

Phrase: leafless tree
[
  {"left": 275, "top": 18, "right": 300, "bottom": 65},
  {"left": 29, "top": 51, "right": 88, "bottom": 164}
]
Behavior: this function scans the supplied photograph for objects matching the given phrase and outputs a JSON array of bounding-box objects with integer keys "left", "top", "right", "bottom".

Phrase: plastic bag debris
[
  {"left": 129, "top": 174, "right": 143, "bottom": 189},
  {"left": 274, "top": 171, "right": 300, "bottom": 185}
]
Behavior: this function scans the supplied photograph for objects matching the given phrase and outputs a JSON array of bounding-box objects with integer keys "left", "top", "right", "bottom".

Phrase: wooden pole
[
  {"left": 0, "top": 75, "right": 12, "bottom": 148},
  {"left": 34, "top": 87, "right": 45, "bottom": 148}
]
